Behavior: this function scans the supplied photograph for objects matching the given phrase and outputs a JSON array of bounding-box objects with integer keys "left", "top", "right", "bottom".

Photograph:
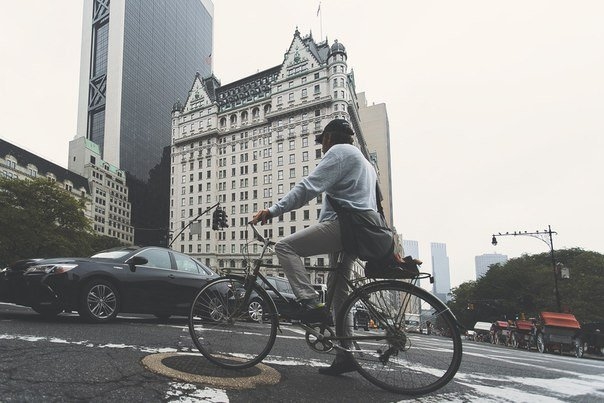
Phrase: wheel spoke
[
  {"left": 86, "top": 284, "right": 116, "bottom": 319},
  {"left": 188, "top": 278, "right": 278, "bottom": 369},
  {"left": 339, "top": 281, "right": 462, "bottom": 395}
]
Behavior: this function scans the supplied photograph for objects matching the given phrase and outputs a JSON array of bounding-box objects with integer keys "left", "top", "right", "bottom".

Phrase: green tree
[
  {"left": 449, "top": 248, "right": 604, "bottom": 328},
  {"left": 0, "top": 178, "right": 122, "bottom": 266}
]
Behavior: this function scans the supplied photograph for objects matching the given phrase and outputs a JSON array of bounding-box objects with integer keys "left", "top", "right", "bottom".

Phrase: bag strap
[
  {"left": 375, "top": 183, "right": 385, "bottom": 220},
  {"left": 327, "top": 182, "right": 383, "bottom": 217}
]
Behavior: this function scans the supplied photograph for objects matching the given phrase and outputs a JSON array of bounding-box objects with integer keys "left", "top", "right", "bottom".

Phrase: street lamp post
[{"left": 491, "top": 225, "right": 562, "bottom": 312}]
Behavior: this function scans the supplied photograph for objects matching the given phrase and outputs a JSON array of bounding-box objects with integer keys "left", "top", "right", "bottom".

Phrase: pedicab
[
  {"left": 535, "top": 311, "right": 582, "bottom": 356},
  {"left": 491, "top": 320, "right": 511, "bottom": 345},
  {"left": 508, "top": 319, "right": 536, "bottom": 349},
  {"left": 473, "top": 321, "right": 492, "bottom": 343}
]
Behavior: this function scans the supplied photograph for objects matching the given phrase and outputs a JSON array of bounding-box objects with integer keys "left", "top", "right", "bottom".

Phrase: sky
[{"left": 1, "top": 0, "right": 603, "bottom": 288}]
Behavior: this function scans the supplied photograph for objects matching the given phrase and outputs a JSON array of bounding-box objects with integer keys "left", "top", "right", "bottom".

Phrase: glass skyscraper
[
  {"left": 431, "top": 242, "right": 452, "bottom": 303},
  {"left": 75, "top": 0, "right": 213, "bottom": 244}
]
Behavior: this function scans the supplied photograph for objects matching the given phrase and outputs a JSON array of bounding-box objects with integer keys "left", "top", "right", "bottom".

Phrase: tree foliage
[
  {"left": 448, "top": 248, "right": 604, "bottom": 328},
  {"left": 0, "top": 178, "right": 123, "bottom": 266}
]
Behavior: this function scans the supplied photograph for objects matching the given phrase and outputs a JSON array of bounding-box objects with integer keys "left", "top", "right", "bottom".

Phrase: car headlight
[{"left": 25, "top": 264, "right": 79, "bottom": 274}]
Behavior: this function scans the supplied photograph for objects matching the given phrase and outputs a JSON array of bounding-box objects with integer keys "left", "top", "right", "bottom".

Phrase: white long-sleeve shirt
[{"left": 268, "top": 144, "right": 377, "bottom": 222}]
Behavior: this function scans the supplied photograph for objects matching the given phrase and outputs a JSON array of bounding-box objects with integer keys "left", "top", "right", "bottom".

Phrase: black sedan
[{"left": 0, "top": 246, "right": 218, "bottom": 323}]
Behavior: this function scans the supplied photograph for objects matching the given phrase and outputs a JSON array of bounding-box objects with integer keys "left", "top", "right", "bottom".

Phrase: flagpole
[{"left": 318, "top": 2, "right": 323, "bottom": 40}]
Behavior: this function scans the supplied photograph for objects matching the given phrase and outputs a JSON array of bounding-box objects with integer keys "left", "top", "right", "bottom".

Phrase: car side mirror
[{"left": 126, "top": 256, "right": 148, "bottom": 272}]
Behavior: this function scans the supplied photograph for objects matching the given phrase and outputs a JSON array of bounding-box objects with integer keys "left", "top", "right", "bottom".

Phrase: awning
[
  {"left": 515, "top": 320, "right": 534, "bottom": 331},
  {"left": 540, "top": 311, "right": 581, "bottom": 329},
  {"left": 474, "top": 321, "right": 492, "bottom": 331}
]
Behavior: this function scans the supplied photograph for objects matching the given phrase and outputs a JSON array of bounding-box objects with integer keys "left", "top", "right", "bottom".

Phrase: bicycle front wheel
[
  {"left": 338, "top": 280, "right": 462, "bottom": 395},
  {"left": 188, "top": 277, "right": 279, "bottom": 369}
]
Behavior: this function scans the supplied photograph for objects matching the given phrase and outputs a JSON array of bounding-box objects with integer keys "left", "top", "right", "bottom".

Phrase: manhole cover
[
  {"left": 142, "top": 353, "right": 280, "bottom": 389},
  {"left": 162, "top": 355, "right": 262, "bottom": 377}
]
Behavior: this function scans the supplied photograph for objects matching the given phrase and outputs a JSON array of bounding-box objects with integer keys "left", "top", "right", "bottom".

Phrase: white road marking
[{"left": 1, "top": 329, "right": 602, "bottom": 402}]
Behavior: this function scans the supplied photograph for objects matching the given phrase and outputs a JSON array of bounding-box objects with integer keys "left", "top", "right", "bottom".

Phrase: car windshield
[{"left": 91, "top": 251, "right": 132, "bottom": 259}]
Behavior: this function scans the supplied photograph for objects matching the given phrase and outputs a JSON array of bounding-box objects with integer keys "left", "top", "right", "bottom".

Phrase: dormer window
[{"left": 5, "top": 158, "right": 16, "bottom": 170}]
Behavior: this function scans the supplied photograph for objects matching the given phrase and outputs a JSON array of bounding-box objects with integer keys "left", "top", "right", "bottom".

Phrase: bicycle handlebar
[{"left": 247, "top": 221, "right": 275, "bottom": 246}]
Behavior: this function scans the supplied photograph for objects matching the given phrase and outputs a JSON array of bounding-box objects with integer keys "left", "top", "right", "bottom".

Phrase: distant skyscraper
[
  {"left": 431, "top": 242, "right": 451, "bottom": 303},
  {"left": 73, "top": 0, "right": 214, "bottom": 244},
  {"left": 358, "top": 92, "right": 393, "bottom": 228},
  {"left": 475, "top": 253, "right": 508, "bottom": 279},
  {"left": 402, "top": 239, "right": 419, "bottom": 260}
]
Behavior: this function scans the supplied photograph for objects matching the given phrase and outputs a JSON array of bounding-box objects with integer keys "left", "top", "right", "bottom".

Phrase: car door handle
[{"left": 168, "top": 274, "right": 175, "bottom": 279}]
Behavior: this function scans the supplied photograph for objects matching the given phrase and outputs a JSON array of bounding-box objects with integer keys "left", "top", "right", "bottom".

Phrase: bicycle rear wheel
[
  {"left": 189, "top": 277, "right": 278, "bottom": 369},
  {"left": 338, "top": 280, "right": 462, "bottom": 395}
]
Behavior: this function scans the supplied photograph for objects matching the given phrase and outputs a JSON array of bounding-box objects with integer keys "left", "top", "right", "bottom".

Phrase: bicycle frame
[
  {"left": 190, "top": 222, "right": 463, "bottom": 395},
  {"left": 244, "top": 223, "right": 445, "bottom": 347}
]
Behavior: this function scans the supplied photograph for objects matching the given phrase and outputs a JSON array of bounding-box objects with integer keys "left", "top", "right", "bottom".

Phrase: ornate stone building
[
  {"left": 1, "top": 138, "right": 93, "bottom": 222},
  {"left": 169, "top": 30, "right": 390, "bottom": 282},
  {"left": 69, "top": 137, "right": 133, "bottom": 244}
]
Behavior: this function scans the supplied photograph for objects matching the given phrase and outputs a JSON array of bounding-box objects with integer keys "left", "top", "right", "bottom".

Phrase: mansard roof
[
  {"left": 302, "top": 33, "right": 331, "bottom": 63},
  {"left": 178, "top": 30, "right": 336, "bottom": 112},
  {"left": 215, "top": 66, "right": 281, "bottom": 109},
  {"left": 0, "top": 138, "right": 89, "bottom": 192}
]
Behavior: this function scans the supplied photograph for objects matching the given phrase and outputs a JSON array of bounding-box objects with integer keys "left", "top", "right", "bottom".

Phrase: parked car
[
  {"left": 0, "top": 246, "right": 218, "bottom": 323},
  {"left": 245, "top": 275, "right": 297, "bottom": 322}
]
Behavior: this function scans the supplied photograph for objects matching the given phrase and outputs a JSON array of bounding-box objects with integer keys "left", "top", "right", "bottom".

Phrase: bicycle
[{"left": 188, "top": 222, "right": 463, "bottom": 395}]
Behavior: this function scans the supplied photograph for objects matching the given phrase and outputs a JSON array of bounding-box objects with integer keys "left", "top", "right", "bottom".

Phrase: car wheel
[
  {"left": 353, "top": 317, "right": 358, "bottom": 330},
  {"left": 537, "top": 333, "right": 546, "bottom": 353},
  {"left": 207, "top": 296, "right": 227, "bottom": 321},
  {"left": 248, "top": 299, "right": 264, "bottom": 322},
  {"left": 78, "top": 279, "right": 120, "bottom": 323},
  {"left": 32, "top": 303, "right": 63, "bottom": 318}
]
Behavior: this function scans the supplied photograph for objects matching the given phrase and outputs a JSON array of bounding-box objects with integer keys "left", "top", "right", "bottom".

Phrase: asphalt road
[{"left": 1, "top": 302, "right": 603, "bottom": 402}]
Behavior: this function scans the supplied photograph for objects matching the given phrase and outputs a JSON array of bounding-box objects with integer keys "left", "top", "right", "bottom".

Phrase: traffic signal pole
[{"left": 168, "top": 202, "right": 221, "bottom": 248}]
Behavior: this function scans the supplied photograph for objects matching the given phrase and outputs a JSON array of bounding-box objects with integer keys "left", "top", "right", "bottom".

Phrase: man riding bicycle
[{"left": 252, "top": 118, "right": 377, "bottom": 375}]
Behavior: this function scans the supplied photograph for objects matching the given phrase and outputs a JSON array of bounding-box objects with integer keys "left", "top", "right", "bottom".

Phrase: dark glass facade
[
  {"left": 84, "top": 0, "right": 212, "bottom": 245},
  {"left": 87, "top": 1, "right": 110, "bottom": 155},
  {"left": 120, "top": 0, "right": 213, "bottom": 181}
]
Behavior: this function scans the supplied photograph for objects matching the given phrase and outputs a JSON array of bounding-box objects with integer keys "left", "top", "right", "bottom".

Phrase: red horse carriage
[
  {"left": 535, "top": 311, "right": 582, "bottom": 357},
  {"left": 508, "top": 319, "right": 536, "bottom": 349}
]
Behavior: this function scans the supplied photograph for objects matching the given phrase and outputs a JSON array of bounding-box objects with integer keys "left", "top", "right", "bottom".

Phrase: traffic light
[
  {"left": 212, "top": 208, "right": 220, "bottom": 230},
  {"left": 212, "top": 207, "right": 229, "bottom": 230},
  {"left": 219, "top": 208, "right": 229, "bottom": 228}
]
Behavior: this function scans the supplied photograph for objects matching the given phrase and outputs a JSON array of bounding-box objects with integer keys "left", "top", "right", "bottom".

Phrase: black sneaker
[{"left": 289, "top": 299, "right": 327, "bottom": 323}]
